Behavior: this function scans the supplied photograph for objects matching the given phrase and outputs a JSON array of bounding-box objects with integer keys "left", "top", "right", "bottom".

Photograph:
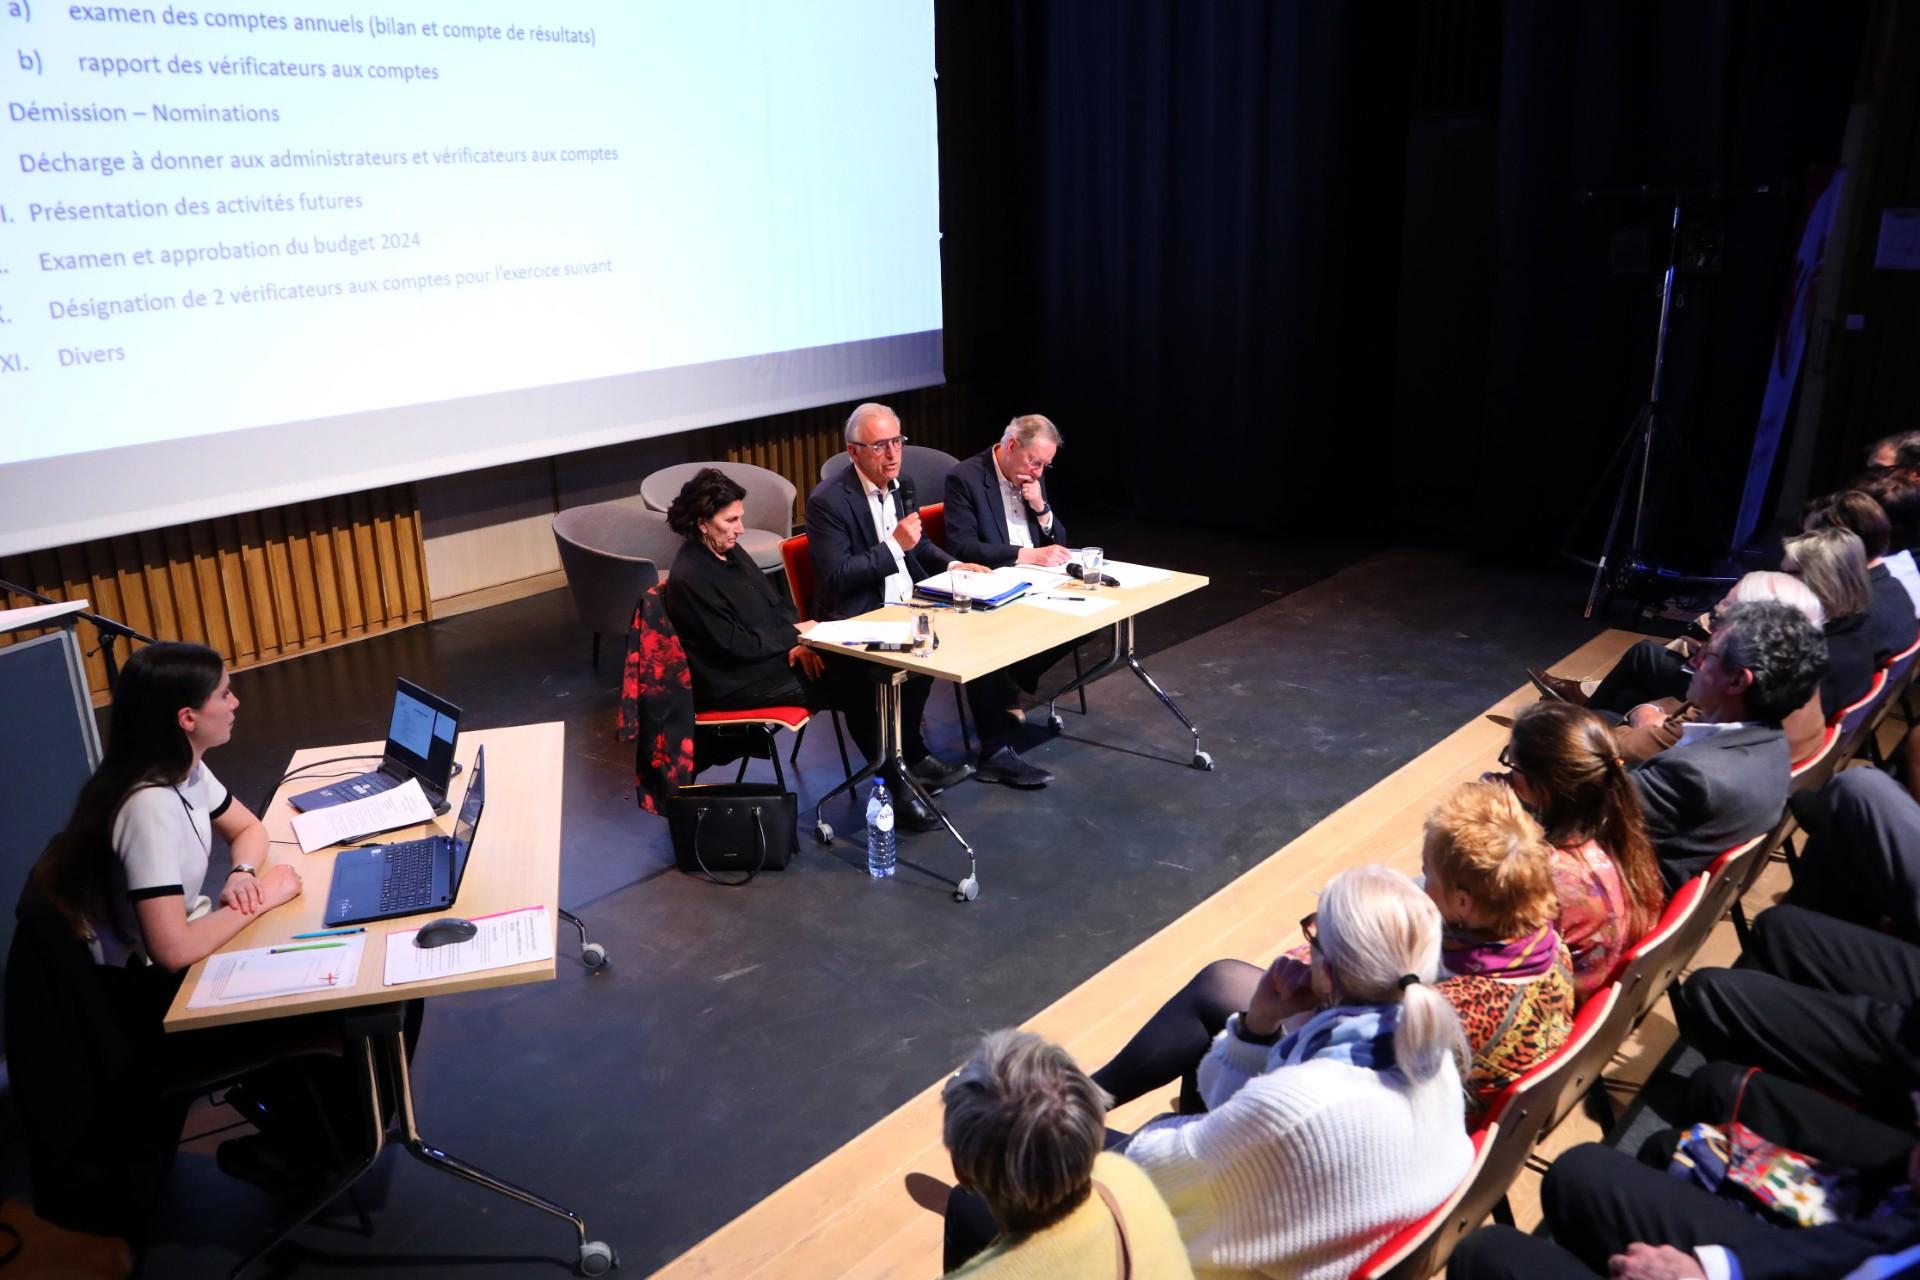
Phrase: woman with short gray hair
[{"left": 940, "top": 1029, "right": 1193, "bottom": 1278}]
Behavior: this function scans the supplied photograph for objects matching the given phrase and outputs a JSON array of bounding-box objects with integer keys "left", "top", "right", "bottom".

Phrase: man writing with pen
[{"left": 807, "top": 405, "right": 1060, "bottom": 815}]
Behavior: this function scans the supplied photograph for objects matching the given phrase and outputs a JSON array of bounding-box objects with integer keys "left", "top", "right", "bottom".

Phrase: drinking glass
[
  {"left": 1080, "top": 547, "right": 1105, "bottom": 590},
  {"left": 912, "top": 611, "right": 934, "bottom": 656},
  {"left": 950, "top": 572, "right": 975, "bottom": 613}
]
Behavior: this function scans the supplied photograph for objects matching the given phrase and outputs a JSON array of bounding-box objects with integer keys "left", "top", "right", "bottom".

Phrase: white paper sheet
[
  {"left": 1015, "top": 592, "right": 1121, "bottom": 617},
  {"left": 289, "top": 778, "right": 436, "bottom": 854},
  {"left": 187, "top": 936, "right": 367, "bottom": 1007},
  {"left": 1087, "top": 558, "right": 1173, "bottom": 588},
  {"left": 383, "top": 906, "right": 555, "bottom": 986},
  {"left": 805, "top": 619, "right": 916, "bottom": 646}
]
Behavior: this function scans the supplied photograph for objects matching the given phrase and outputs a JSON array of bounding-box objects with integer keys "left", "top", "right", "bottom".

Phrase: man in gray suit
[{"left": 1631, "top": 600, "right": 1827, "bottom": 884}]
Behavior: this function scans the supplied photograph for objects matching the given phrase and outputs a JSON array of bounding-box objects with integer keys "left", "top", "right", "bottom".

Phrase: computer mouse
[{"left": 414, "top": 917, "right": 477, "bottom": 948}]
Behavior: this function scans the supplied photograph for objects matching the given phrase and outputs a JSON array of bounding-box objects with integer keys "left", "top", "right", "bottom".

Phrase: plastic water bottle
[{"left": 865, "top": 777, "right": 897, "bottom": 878}]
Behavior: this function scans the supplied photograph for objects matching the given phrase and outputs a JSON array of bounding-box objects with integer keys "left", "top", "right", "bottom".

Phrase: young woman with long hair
[{"left": 1499, "top": 701, "right": 1666, "bottom": 1000}]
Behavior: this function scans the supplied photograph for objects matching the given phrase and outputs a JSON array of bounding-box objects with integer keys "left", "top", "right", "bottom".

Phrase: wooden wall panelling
[{"left": 0, "top": 486, "right": 429, "bottom": 701}]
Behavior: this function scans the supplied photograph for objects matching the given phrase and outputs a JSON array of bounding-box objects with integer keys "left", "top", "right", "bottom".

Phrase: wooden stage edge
[{"left": 651, "top": 629, "right": 1649, "bottom": 1280}]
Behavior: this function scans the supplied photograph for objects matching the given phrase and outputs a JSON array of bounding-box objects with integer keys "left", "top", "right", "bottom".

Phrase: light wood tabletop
[
  {"left": 801, "top": 570, "right": 1210, "bottom": 684},
  {"left": 163, "top": 721, "right": 564, "bottom": 1033}
]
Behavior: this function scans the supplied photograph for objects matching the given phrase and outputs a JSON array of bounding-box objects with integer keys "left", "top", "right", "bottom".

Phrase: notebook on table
[
  {"left": 322, "top": 745, "right": 486, "bottom": 928},
  {"left": 289, "top": 679, "right": 461, "bottom": 816}
]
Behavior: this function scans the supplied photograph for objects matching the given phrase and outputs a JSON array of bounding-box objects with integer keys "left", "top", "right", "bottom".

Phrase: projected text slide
[{"left": 1, "top": 1, "right": 942, "bottom": 466}]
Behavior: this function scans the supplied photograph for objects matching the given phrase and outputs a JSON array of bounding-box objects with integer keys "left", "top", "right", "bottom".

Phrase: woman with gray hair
[
  {"left": 940, "top": 1029, "right": 1193, "bottom": 1278},
  {"left": 1782, "top": 526, "right": 1878, "bottom": 719},
  {"left": 1112, "top": 866, "right": 1473, "bottom": 1279}
]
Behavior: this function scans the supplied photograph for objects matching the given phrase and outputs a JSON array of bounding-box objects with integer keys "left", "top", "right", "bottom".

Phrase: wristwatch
[{"left": 229, "top": 863, "right": 258, "bottom": 878}]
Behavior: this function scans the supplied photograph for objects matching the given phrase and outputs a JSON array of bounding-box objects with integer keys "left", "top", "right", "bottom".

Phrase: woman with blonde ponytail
[
  {"left": 1498, "top": 701, "right": 1665, "bottom": 1001},
  {"left": 1121, "top": 866, "right": 1472, "bottom": 1280}
]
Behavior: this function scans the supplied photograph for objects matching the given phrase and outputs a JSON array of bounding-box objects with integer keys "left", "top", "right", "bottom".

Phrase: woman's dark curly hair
[{"left": 666, "top": 468, "right": 748, "bottom": 541}]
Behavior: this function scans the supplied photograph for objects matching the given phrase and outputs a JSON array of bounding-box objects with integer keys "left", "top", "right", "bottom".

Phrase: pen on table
[
  {"left": 269, "top": 941, "right": 347, "bottom": 954},
  {"left": 290, "top": 927, "right": 365, "bottom": 940},
  {"left": 1051, "top": 595, "right": 1086, "bottom": 602}
]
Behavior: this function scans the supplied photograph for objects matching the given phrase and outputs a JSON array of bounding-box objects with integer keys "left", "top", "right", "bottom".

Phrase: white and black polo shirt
[{"left": 96, "top": 762, "right": 229, "bottom": 966}]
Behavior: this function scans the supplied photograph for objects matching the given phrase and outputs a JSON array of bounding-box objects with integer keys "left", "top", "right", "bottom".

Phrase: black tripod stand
[
  {"left": 0, "top": 577, "right": 156, "bottom": 692},
  {"left": 1563, "top": 184, "right": 1767, "bottom": 620},
  {"left": 1568, "top": 200, "right": 1685, "bottom": 619}
]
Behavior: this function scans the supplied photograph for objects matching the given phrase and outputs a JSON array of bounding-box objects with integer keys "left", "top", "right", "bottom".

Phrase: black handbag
[{"left": 664, "top": 783, "right": 797, "bottom": 885}]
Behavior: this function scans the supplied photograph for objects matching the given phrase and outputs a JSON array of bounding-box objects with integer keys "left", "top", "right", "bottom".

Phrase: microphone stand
[{"left": 0, "top": 577, "right": 158, "bottom": 694}]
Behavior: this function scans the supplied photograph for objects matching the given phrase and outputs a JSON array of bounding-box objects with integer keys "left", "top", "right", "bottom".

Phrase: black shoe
[
  {"left": 893, "top": 788, "right": 945, "bottom": 832},
  {"left": 974, "top": 745, "right": 1053, "bottom": 789},
  {"left": 908, "top": 753, "right": 973, "bottom": 794}
]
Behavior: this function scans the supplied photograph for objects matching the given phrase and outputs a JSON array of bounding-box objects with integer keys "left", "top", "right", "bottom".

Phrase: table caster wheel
[
  {"left": 813, "top": 820, "right": 834, "bottom": 845},
  {"left": 1191, "top": 750, "right": 1215, "bottom": 771},
  {"left": 953, "top": 875, "right": 980, "bottom": 903},
  {"left": 1047, "top": 712, "right": 1065, "bottom": 733},
  {"left": 578, "top": 1240, "right": 616, "bottom": 1275},
  {"left": 581, "top": 942, "right": 608, "bottom": 970}
]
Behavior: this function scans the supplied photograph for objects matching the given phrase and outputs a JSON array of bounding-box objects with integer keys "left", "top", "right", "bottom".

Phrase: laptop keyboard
[
  {"left": 344, "top": 773, "right": 396, "bottom": 800},
  {"left": 378, "top": 837, "right": 439, "bottom": 910}
]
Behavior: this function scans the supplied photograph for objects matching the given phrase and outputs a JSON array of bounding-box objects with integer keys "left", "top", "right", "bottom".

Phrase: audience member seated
[
  {"left": 1121, "top": 867, "right": 1473, "bottom": 1280},
  {"left": 807, "top": 401, "right": 1056, "bottom": 792},
  {"left": 1865, "top": 428, "right": 1920, "bottom": 481},
  {"left": 1864, "top": 468, "right": 1920, "bottom": 610},
  {"left": 1446, "top": 1061, "right": 1920, "bottom": 1280},
  {"left": 1418, "top": 781, "right": 1576, "bottom": 1099},
  {"left": 1787, "top": 766, "right": 1920, "bottom": 942},
  {"left": 1609, "top": 572, "right": 1828, "bottom": 767},
  {"left": 1804, "top": 488, "right": 1919, "bottom": 664},
  {"left": 1674, "top": 903, "right": 1920, "bottom": 1128},
  {"left": 1782, "top": 526, "right": 1880, "bottom": 713},
  {"left": 1627, "top": 601, "right": 1825, "bottom": 883},
  {"left": 1491, "top": 702, "right": 1664, "bottom": 1001},
  {"left": 1089, "top": 786, "right": 1572, "bottom": 1124},
  {"left": 938, "top": 1030, "right": 1193, "bottom": 1279}
]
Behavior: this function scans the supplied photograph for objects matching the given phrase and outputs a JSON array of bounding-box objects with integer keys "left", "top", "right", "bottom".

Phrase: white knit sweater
[{"left": 1123, "top": 1019, "right": 1472, "bottom": 1280}]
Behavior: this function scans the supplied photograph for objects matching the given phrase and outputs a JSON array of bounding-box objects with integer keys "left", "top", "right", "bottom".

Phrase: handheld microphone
[
  {"left": 1067, "top": 562, "right": 1120, "bottom": 588},
  {"left": 897, "top": 474, "right": 917, "bottom": 517}
]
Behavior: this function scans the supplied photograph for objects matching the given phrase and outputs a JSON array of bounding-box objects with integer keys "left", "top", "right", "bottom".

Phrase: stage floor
[{"left": 2, "top": 523, "right": 1604, "bottom": 1276}]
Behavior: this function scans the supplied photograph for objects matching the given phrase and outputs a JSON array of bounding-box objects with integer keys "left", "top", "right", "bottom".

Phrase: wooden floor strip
[{"left": 652, "top": 629, "right": 1644, "bottom": 1280}]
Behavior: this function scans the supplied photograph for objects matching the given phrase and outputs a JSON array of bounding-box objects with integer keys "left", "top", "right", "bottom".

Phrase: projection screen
[{"left": 0, "top": 1, "right": 943, "bottom": 556}]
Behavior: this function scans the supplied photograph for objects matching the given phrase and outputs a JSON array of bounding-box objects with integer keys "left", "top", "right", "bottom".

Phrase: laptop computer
[
  {"left": 290, "top": 679, "right": 461, "bottom": 816},
  {"left": 322, "top": 745, "right": 486, "bottom": 928}
]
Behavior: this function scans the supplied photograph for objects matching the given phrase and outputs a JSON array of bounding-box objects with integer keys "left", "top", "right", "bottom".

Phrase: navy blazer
[
  {"left": 942, "top": 447, "right": 1068, "bottom": 569},
  {"left": 1631, "top": 724, "right": 1790, "bottom": 885},
  {"left": 804, "top": 465, "right": 953, "bottom": 621}
]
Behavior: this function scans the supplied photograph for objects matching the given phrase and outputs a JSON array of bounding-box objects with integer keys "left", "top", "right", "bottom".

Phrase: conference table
[
  {"left": 163, "top": 722, "right": 616, "bottom": 1278},
  {"left": 801, "top": 566, "right": 1210, "bottom": 902}
]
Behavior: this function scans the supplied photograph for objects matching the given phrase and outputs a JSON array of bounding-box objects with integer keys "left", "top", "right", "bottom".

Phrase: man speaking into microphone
[{"left": 807, "top": 403, "right": 1056, "bottom": 809}]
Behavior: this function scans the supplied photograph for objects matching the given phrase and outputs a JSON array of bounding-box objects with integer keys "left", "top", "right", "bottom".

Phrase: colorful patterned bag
[{"left": 1668, "top": 1068, "right": 1864, "bottom": 1227}]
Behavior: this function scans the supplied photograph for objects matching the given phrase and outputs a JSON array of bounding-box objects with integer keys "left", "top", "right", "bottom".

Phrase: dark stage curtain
[{"left": 937, "top": 1, "right": 1869, "bottom": 559}]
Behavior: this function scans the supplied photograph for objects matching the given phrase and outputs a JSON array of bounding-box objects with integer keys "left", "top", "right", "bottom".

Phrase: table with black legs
[
  {"left": 164, "top": 722, "right": 616, "bottom": 1278},
  {"left": 803, "top": 569, "right": 1211, "bottom": 902}
]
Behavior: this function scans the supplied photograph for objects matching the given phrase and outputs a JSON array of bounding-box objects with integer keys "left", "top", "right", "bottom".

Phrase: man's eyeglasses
[
  {"left": 1682, "top": 647, "right": 1726, "bottom": 676},
  {"left": 851, "top": 435, "right": 908, "bottom": 455},
  {"left": 1498, "top": 744, "right": 1516, "bottom": 771},
  {"left": 1301, "top": 911, "right": 1319, "bottom": 951}
]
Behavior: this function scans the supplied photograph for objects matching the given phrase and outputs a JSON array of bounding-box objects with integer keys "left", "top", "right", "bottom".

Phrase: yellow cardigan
[{"left": 945, "top": 1151, "right": 1195, "bottom": 1280}]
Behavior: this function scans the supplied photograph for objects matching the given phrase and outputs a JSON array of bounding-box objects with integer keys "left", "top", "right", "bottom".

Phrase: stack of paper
[
  {"left": 1017, "top": 593, "right": 1120, "bottom": 617},
  {"left": 806, "top": 619, "right": 915, "bottom": 646},
  {"left": 1092, "top": 559, "right": 1174, "bottom": 588},
  {"left": 289, "top": 778, "right": 436, "bottom": 853},
  {"left": 384, "top": 906, "right": 555, "bottom": 986},
  {"left": 188, "top": 935, "right": 368, "bottom": 1007}
]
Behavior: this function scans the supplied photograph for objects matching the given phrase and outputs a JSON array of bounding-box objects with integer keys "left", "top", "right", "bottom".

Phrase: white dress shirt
[{"left": 856, "top": 468, "right": 913, "bottom": 604}]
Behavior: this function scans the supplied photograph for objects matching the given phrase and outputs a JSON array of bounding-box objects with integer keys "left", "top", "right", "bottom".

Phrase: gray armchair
[
  {"left": 552, "top": 499, "right": 679, "bottom": 667},
  {"left": 819, "top": 444, "right": 960, "bottom": 501},
  {"left": 639, "top": 461, "right": 795, "bottom": 573}
]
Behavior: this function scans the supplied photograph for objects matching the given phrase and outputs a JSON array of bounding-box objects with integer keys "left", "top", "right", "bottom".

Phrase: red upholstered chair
[
  {"left": 778, "top": 532, "right": 855, "bottom": 780},
  {"left": 1833, "top": 667, "right": 1888, "bottom": 759},
  {"left": 918, "top": 501, "right": 947, "bottom": 552}
]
